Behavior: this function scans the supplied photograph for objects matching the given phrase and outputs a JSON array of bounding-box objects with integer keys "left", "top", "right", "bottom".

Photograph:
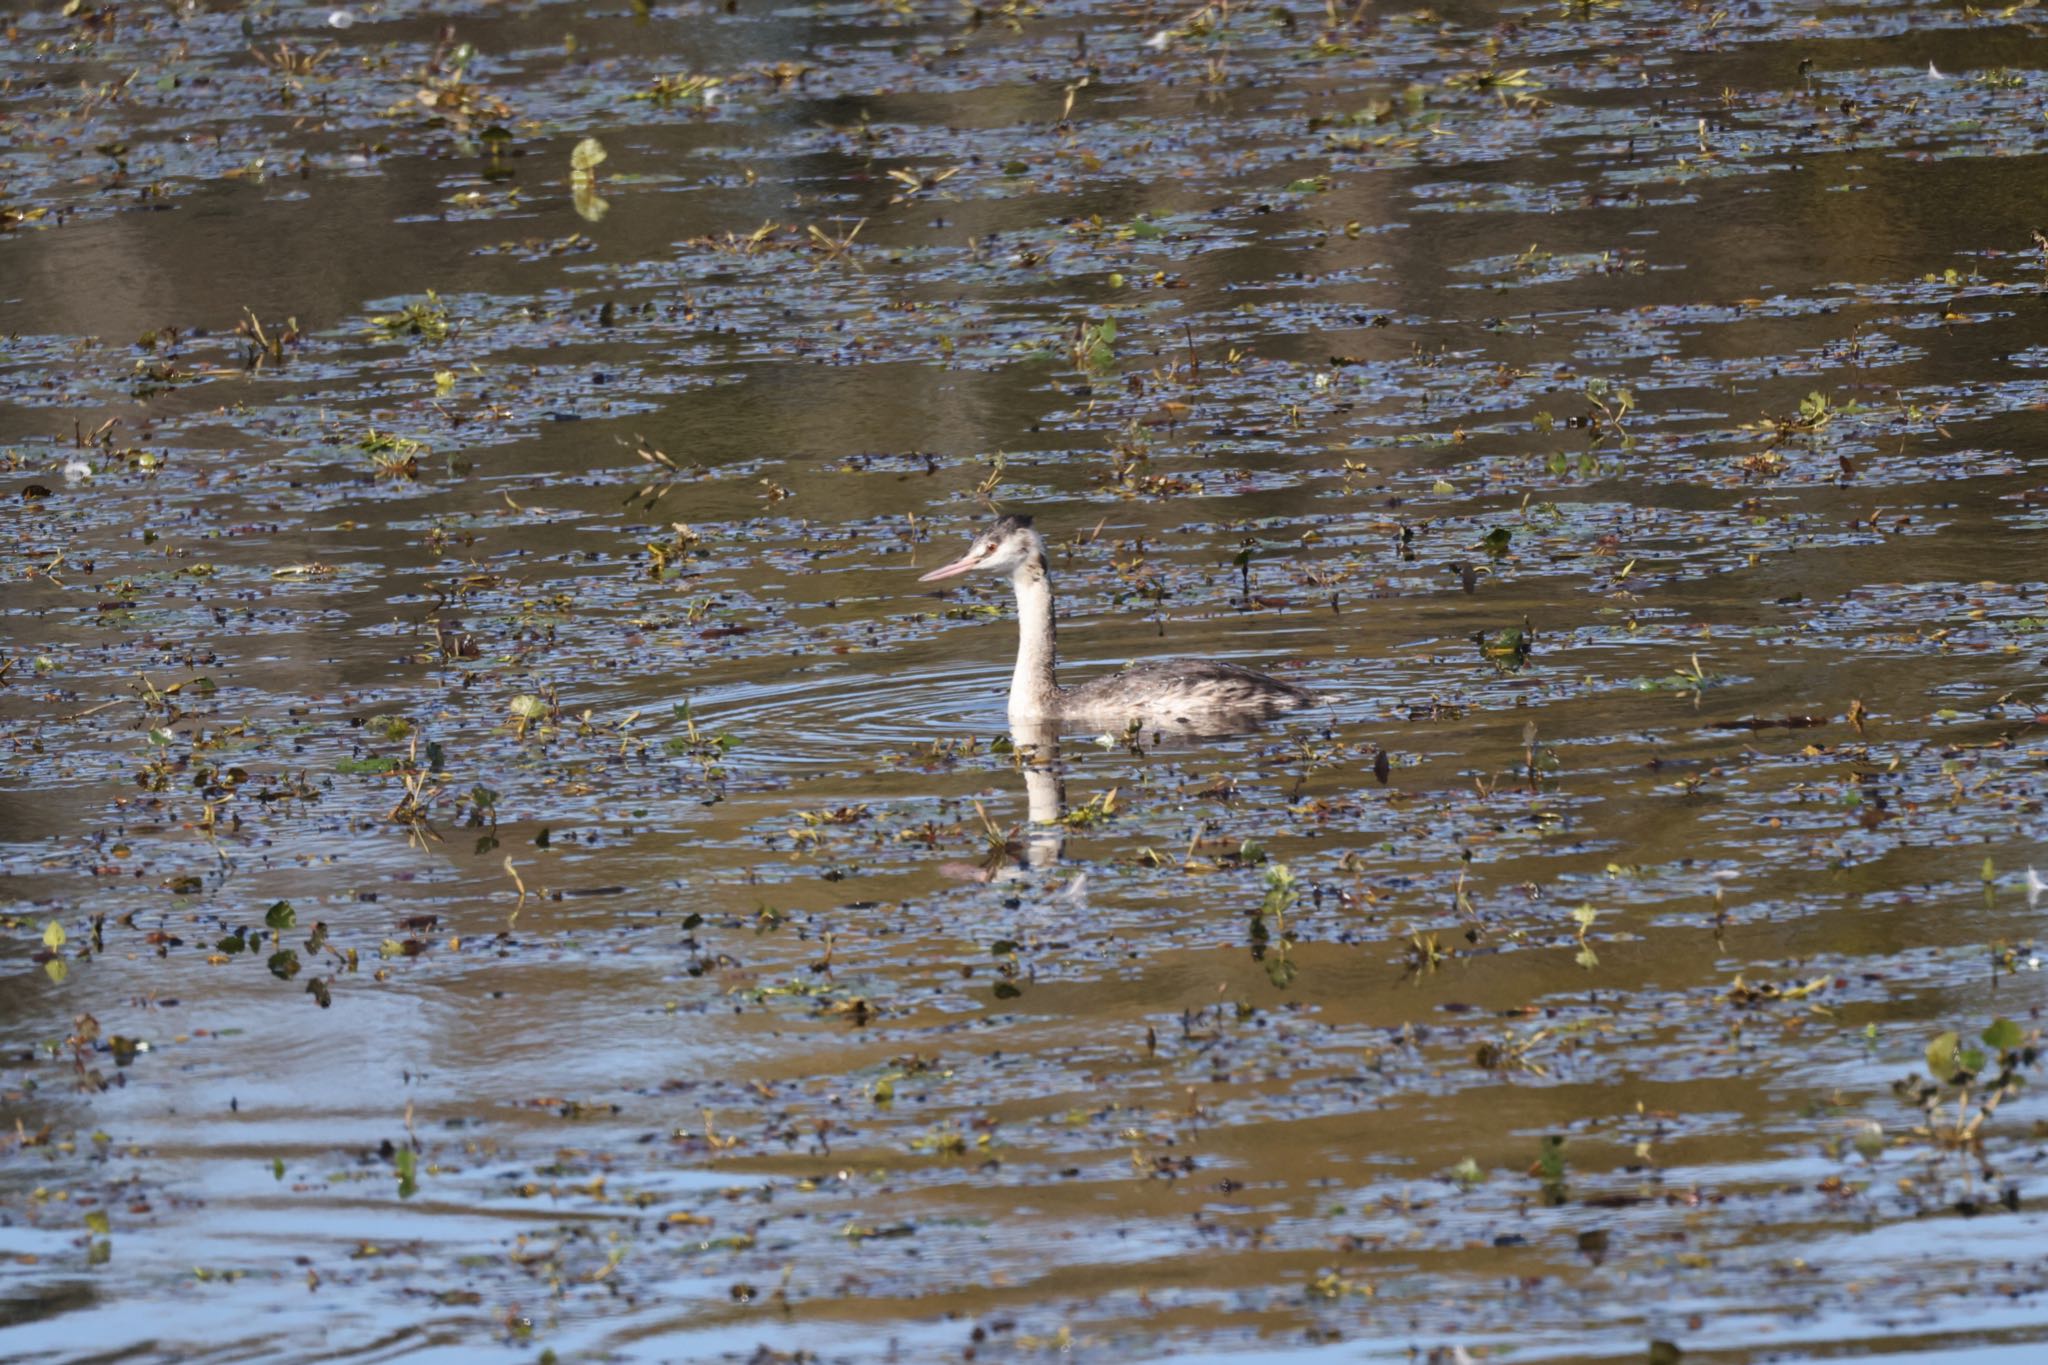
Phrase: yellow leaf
[{"left": 570, "top": 137, "right": 607, "bottom": 183}]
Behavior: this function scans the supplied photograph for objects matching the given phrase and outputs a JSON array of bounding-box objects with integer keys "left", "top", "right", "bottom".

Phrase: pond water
[{"left": 4, "top": 0, "right": 2048, "bottom": 1360}]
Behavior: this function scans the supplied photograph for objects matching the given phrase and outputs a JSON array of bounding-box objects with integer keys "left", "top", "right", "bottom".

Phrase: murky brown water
[{"left": 5, "top": 0, "right": 2048, "bottom": 1360}]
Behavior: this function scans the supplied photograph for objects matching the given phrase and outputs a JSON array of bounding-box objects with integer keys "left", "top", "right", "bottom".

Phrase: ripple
[{"left": 690, "top": 660, "right": 1011, "bottom": 771}]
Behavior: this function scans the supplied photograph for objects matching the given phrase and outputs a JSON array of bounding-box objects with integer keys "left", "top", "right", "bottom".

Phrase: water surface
[{"left": 4, "top": 0, "right": 2048, "bottom": 1360}]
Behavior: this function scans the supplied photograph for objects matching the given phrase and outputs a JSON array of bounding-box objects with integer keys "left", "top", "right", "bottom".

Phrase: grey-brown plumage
[{"left": 918, "top": 516, "right": 1315, "bottom": 728}]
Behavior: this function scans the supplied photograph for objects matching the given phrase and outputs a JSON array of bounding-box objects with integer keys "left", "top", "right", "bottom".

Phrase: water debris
[{"left": 5, "top": 0, "right": 2048, "bottom": 1358}]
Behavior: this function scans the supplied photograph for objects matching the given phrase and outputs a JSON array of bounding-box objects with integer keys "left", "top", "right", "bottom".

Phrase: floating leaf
[{"left": 569, "top": 136, "right": 607, "bottom": 182}]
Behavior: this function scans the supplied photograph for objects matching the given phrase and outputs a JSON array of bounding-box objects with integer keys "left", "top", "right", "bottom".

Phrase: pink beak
[{"left": 918, "top": 553, "right": 979, "bottom": 583}]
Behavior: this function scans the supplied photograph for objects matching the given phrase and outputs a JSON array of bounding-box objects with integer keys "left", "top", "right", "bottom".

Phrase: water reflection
[
  {"left": 1010, "top": 719, "right": 1067, "bottom": 880},
  {"left": 8, "top": 0, "right": 2048, "bottom": 1358},
  {"left": 983, "top": 712, "right": 1298, "bottom": 888},
  {"left": 951, "top": 720, "right": 1068, "bottom": 887}
]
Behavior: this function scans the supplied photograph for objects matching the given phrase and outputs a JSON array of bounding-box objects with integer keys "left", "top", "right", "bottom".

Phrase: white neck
[{"left": 1007, "top": 552, "right": 1061, "bottom": 718}]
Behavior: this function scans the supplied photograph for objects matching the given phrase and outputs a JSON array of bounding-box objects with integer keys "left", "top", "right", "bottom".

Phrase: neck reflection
[{"left": 1010, "top": 719, "right": 1066, "bottom": 872}]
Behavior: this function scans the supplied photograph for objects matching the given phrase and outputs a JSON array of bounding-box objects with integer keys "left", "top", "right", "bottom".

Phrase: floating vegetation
[{"left": 2, "top": 0, "right": 2048, "bottom": 1361}]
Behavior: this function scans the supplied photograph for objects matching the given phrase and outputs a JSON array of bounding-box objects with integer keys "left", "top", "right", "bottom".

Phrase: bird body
[{"left": 919, "top": 516, "right": 1315, "bottom": 728}]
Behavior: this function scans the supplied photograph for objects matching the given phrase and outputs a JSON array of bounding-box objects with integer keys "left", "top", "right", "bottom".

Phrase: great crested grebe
[{"left": 918, "top": 515, "right": 1316, "bottom": 727}]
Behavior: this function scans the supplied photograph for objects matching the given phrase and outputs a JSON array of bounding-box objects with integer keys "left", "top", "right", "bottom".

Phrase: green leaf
[
  {"left": 265, "top": 901, "right": 297, "bottom": 930},
  {"left": 267, "top": 949, "right": 301, "bottom": 981},
  {"left": 1536, "top": 1134, "right": 1566, "bottom": 1181},
  {"left": 85, "top": 1210, "right": 110, "bottom": 1236},
  {"left": 509, "top": 695, "right": 548, "bottom": 721},
  {"left": 394, "top": 1147, "right": 418, "bottom": 1199},
  {"left": 336, "top": 756, "right": 399, "bottom": 775},
  {"left": 42, "top": 920, "right": 66, "bottom": 950},
  {"left": 1925, "top": 1030, "right": 1960, "bottom": 1081},
  {"left": 1982, "top": 1017, "right": 2025, "bottom": 1051}
]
